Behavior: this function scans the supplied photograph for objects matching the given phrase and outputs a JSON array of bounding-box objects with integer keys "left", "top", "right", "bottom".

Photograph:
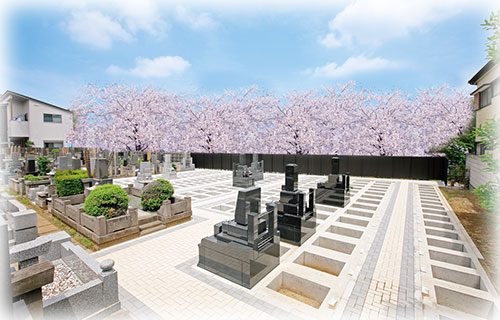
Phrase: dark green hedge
[
  {"left": 141, "top": 179, "right": 174, "bottom": 211},
  {"left": 55, "top": 169, "right": 88, "bottom": 197},
  {"left": 84, "top": 184, "right": 129, "bottom": 219}
]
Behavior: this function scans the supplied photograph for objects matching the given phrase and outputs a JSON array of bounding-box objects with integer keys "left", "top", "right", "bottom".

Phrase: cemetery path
[{"left": 90, "top": 169, "right": 498, "bottom": 320}]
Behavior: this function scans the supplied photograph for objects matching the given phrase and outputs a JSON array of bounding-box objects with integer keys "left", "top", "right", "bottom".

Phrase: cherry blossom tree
[
  {"left": 68, "top": 84, "right": 179, "bottom": 152},
  {"left": 68, "top": 82, "right": 472, "bottom": 156}
]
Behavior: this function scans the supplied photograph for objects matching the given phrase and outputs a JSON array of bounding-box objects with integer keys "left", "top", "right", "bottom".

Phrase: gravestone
[
  {"left": 135, "top": 162, "right": 153, "bottom": 189},
  {"left": 26, "top": 155, "right": 36, "bottom": 175},
  {"left": 181, "top": 152, "right": 195, "bottom": 171},
  {"left": 161, "top": 154, "right": 177, "bottom": 180},
  {"left": 90, "top": 158, "right": 96, "bottom": 175},
  {"left": 272, "top": 164, "right": 316, "bottom": 246},
  {"left": 232, "top": 154, "right": 255, "bottom": 188},
  {"left": 71, "top": 158, "right": 81, "bottom": 170},
  {"left": 93, "top": 159, "right": 112, "bottom": 185},
  {"left": 316, "top": 156, "right": 351, "bottom": 207},
  {"left": 57, "top": 155, "right": 69, "bottom": 171},
  {"left": 249, "top": 153, "right": 264, "bottom": 181},
  {"left": 198, "top": 186, "right": 280, "bottom": 288}
]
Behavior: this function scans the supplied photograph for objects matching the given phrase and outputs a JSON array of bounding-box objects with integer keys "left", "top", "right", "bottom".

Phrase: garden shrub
[
  {"left": 37, "top": 156, "right": 50, "bottom": 175},
  {"left": 55, "top": 169, "right": 88, "bottom": 196},
  {"left": 24, "top": 174, "right": 44, "bottom": 181},
  {"left": 141, "top": 179, "right": 174, "bottom": 211},
  {"left": 84, "top": 184, "right": 129, "bottom": 219}
]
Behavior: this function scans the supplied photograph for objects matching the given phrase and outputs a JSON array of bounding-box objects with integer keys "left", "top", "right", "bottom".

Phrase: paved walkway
[{"left": 92, "top": 169, "right": 499, "bottom": 320}]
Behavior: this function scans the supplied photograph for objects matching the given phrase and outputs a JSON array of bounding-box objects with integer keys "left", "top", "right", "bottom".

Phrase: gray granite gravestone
[
  {"left": 93, "top": 159, "right": 112, "bottom": 185},
  {"left": 249, "top": 153, "right": 264, "bottom": 181}
]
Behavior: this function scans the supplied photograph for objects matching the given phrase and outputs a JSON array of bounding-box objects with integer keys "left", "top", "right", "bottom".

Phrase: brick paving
[{"left": 89, "top": 170, "right": 499, "bottom": 320}]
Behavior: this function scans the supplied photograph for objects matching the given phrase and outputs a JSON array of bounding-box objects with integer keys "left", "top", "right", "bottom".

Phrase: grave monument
[
  {"left": 198, "top": 186, "right": 280, "bottom": 288},
  {"left": 315, "top": 156, "right": 351, "bottom": 207},
  {"left": 274, "top": 164, "right": 316, "bottom": 245},
  {"left": 232, "top": 154, "right": 255, "bottom": 188}
]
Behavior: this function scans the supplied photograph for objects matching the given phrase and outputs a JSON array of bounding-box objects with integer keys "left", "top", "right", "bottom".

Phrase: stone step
[
  {"left": 138, "top": 214, "right": 159, "bottom": 225},
  {"left": 138, "top": 220, "right": 163, "bottom": 231},
  {"left": 139, "top": 224, "right": 166, "bottom": 236}
]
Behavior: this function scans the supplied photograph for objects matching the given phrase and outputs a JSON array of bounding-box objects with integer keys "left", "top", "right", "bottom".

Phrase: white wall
[
  {"left": 466, "top": 154, "right": 498, "bottom": 189},
  {"left": 27, "top": 100, "right": 73, "bottom": 147}
]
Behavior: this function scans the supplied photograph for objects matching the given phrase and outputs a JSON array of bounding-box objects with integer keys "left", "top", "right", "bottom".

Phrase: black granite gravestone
[
  {"left": 274, "top": 164, "right": 316, "bottom": 246},
  {"left": 315, "top": 156, "right": 351, "bottom": 207},
  {"left": 232, "top": 154, "right": 255, "bottom": 188},
  {"left": 198, "top": 186, "right": 280, "bottom": 288}
]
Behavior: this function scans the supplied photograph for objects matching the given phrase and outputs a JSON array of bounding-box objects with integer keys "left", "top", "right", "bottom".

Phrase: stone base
[
  {"left": 277, "top": 212, "right": 316, "bottom": 246},
  {"left": 93, "top": 178, "right": 113, "bottom": 186},
  {"left": 198, "top": 236, "right": 280, "bottom": 289},
  {"left": 134, "top": 179, "right": 153, "bottom": 189},
  {"left": 315, "top": 188, "right": 350, "bottom": 207},
  {"left": 233, "top": 177, "right": 254, "bottom": 188}
]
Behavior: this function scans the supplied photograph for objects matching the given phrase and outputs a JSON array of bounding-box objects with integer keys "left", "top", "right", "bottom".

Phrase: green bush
[
  {"left": 55, "top": 169, "right": 88, "bottom": 196},
  {"left": 474, "top": 181, "right": 500, "bottom": 214},
  {"left": 141, "top": 179, "right": 174, "bottom": 211},
  {"left": 24, "top": 174, "right": 44, "bottom": 181},
  {"left": 37, "top": 156, "right": 50, "bottom": 175},
  {"left": 84, "top": 184, "right": 129, "bottom": 219}
]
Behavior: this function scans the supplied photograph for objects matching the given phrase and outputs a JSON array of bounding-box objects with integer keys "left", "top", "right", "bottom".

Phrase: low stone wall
[
  {"left": 43, "top": 241, "right": 120, "bottom": 319},
  {"left": 158, "top": 196, "right": 192, "bottom": 224},
  {"left": 50, "top": 193, "right": 139, "bottom": 245}
]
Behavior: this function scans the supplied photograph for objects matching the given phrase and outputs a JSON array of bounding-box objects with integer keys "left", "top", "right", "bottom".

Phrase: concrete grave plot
[
  {"left": 414, "top": 184, "right": 500, "bottom": 320},
  {"left": 92, "top": 171, "right": 498, "bottom": 320}
]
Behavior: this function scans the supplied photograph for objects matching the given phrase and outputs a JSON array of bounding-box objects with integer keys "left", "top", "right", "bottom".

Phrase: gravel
[{"left": 42, "top": 259, "right": 83, "bottom": 300}]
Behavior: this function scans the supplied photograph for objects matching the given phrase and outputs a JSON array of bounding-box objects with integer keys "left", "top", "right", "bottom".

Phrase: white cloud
[
  {"left": 175, "top": 5, "right": 217, "bottom": 30},
  {"left": 318, "top": 0, "right": 490, "bottom": 48},
  {"left": 307, "top": 55, "right": 400, "bottom": 78},
  {"left": 107, "top": 56, "right": 191, "bottom": 78},
  {"left": 65, "top": 11, "right": 132, "bottom": 49}
]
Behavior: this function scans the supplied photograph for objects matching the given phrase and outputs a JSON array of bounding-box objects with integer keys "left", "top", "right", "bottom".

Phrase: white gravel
[{"left": 42, "top": 259, "right": 83, "bottom": 300}]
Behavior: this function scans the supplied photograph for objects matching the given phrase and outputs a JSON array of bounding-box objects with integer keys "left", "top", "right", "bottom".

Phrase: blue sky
[{"left": 1, "top": 0, "right": 498, "bottom": 108}]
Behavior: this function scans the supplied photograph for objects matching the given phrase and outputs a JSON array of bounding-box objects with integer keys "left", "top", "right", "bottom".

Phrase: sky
[{"left": 0, "top": 0, "right": 498, "bottom": 108}]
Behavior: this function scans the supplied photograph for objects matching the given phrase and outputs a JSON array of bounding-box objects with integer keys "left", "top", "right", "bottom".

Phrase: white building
[
  {"left": 466, "top": 60, "right": 500, "bottom": 189},
  {"left": 0, "top": 90, "right": 73, "bottom": 148}
]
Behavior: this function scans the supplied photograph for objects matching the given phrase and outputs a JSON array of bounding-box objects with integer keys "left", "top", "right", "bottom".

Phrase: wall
[
  {"left": 27, "top": 100, "right": 73, "bottom": 147},
  {"left": 475, "top": 64, "right": 500, "bottom": 135},
  {"left": 466, "top": 154, "right": 497, "bottom": 189},
  {"left": 191, "top": 153, "right": 449, "bottom": 183}
]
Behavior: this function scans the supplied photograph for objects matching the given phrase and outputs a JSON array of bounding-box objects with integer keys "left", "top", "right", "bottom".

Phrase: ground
[
  {"left": 92, "top": 170, "right": 499, "bottom": 320},
  {"left": 439, "top": 187, "right": 499, "bottom": 291},
  {"left": 17, "top": 170, "right": 499, "bottom": 320}
]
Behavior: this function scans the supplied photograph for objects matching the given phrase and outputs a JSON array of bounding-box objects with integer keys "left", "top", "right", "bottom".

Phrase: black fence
[{"left": 191, "top": 153, "right": 448, "bottom": 183}]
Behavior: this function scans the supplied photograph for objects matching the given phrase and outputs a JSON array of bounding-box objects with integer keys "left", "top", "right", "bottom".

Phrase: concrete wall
[
  {"left": 27, "top": 100, "right": 73, "bottom": 148},
  {"left": 466, "top": 154, "right": 497, "bottom": 189}
]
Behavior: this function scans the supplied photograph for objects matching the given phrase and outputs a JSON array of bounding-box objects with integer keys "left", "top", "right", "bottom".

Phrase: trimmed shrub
[
  {"left": 55, "top": 169, "right": 88, "bottom": 196},
  {"left": 84, "top": 184, "right": 129, "bottom": 219},
  {"left": 37, "top": 156, "right": 50, "bottom": 175},
  {"left": 24, "top": 174, "right": 44, "bottom": 181},
  {"left": 141, "top": 179, "right": 174, "bottom": 211}
]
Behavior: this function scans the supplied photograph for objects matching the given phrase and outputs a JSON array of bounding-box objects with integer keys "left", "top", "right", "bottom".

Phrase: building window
[
  {"left": 44, "top": 141, "right": 63, "bottom": 149},
  {"left": 43, "top": 113, "right": 62, "bottom": 123},
  {"left": 479, "top": 87, "right": 492, "bottom": 108}
]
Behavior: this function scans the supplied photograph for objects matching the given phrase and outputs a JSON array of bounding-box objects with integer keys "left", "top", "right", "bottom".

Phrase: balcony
[{"left": 8, "top": 120, "right": 29, "bottom": 138}]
